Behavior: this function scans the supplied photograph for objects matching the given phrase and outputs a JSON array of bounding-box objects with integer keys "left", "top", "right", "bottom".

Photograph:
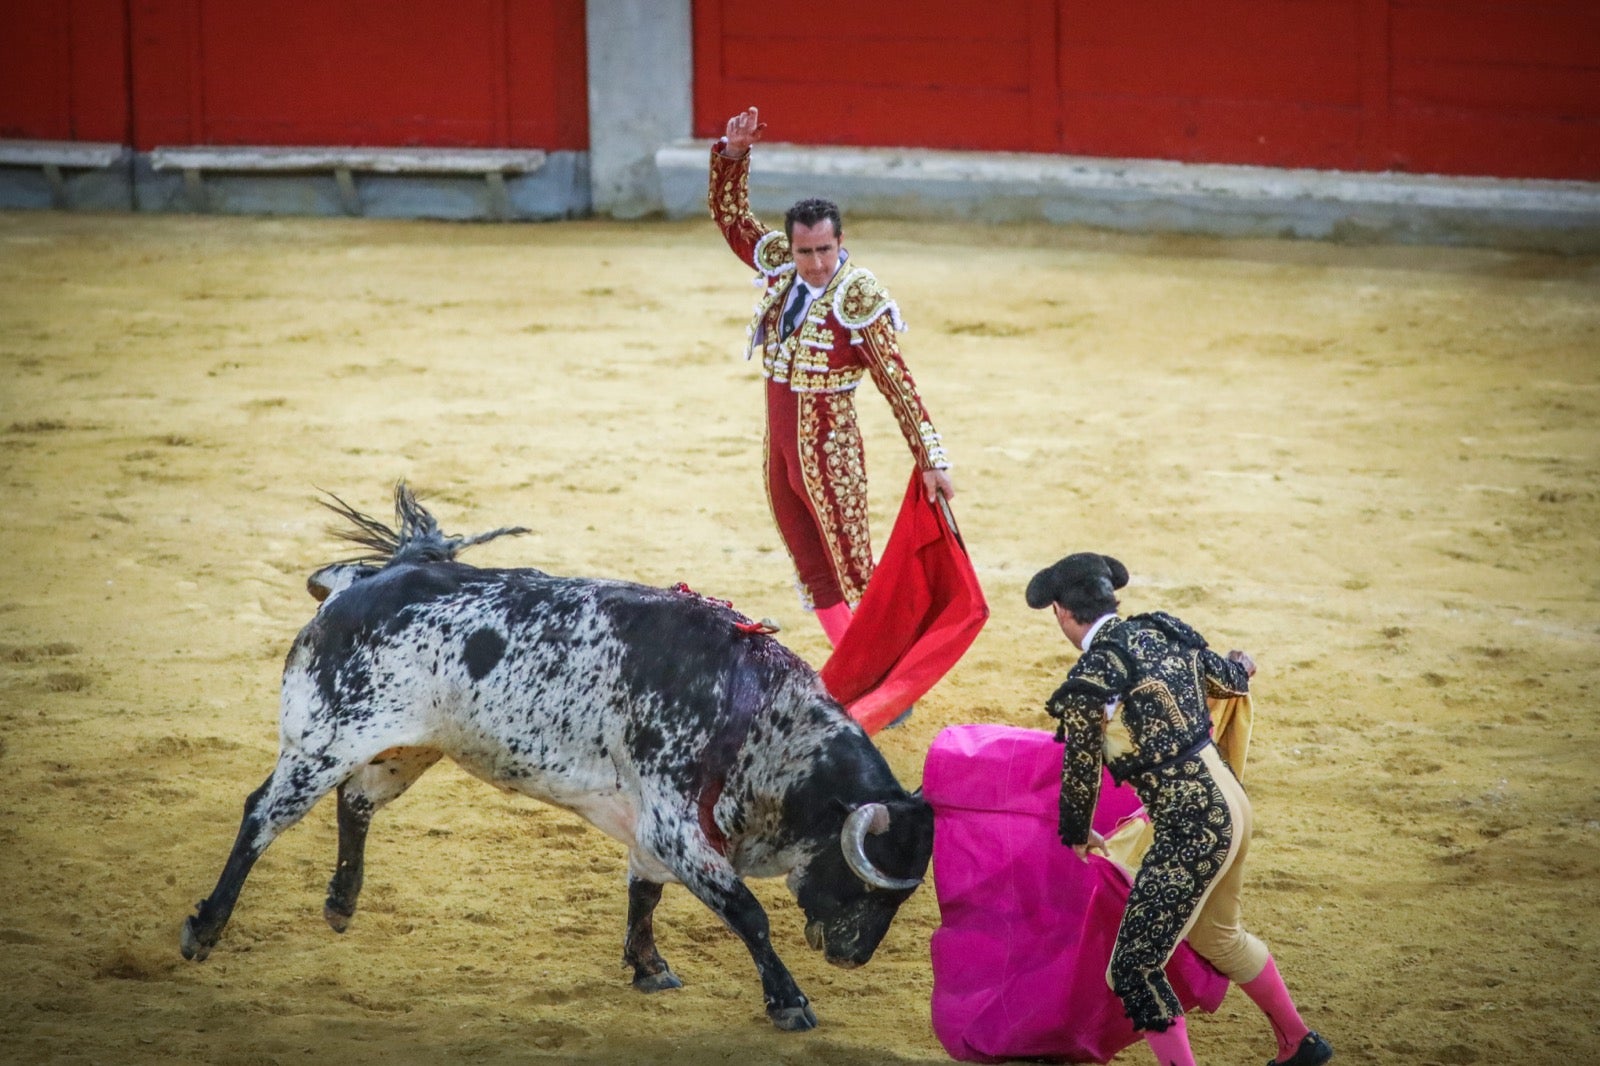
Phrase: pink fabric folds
[
  {"left": 924, "top": 724, "right": 1229, "bottom": 1064},
  {"left": 820, "top": 471, "right": 988, "bottom": 734}
]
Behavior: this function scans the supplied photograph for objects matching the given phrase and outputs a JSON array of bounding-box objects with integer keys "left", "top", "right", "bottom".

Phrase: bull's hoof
[
  {"left": 179, "top": 916, "right": 211, "bottom": 962},
  {"left": 324, "top": 901, "right": 354, "bottom": 933},
  {"left": 767, "top": 1003, "right": 818, "bottom": 1031},
  {"left": 632, "top": 968, "right": 683, "bottom": 993}
]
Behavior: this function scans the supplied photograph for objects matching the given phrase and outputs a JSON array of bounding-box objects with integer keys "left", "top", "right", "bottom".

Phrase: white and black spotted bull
[{"left": 179, "top": 484, "right": 933, "bottom": 1031}]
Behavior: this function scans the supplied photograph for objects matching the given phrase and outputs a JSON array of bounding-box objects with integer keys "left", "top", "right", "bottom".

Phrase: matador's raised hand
[{"left": 722, "top": 107, "right": 766, "bottom": 160}]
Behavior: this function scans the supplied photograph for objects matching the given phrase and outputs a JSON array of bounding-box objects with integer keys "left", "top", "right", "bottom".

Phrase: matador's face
[{"left": 790, "top": 219, "right": 842, "bottom": 289}]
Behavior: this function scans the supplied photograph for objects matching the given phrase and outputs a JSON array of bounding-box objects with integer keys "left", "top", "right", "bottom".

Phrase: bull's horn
[{"left": 841, "top": 803, "right": 922, "bottom": 892}]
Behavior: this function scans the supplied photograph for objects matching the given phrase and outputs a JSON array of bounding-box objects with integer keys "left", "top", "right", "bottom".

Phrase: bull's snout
[{"left": 804, "top": 920, "right": 868, "bottom": 969}]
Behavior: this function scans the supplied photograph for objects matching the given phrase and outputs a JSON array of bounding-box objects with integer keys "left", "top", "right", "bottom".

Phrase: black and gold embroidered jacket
[{"left": 1045, "top": 612, "right": 1250, "bottom": 845}]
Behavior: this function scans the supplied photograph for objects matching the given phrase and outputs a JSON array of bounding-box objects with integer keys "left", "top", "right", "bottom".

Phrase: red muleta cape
[{"left": 820, "top": 470, "right": 988, "bottom": 733}]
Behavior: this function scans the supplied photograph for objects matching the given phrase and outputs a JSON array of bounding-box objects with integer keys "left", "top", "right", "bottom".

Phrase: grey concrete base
[
  {"left": 0, "top": 159, "right": 135, "bottom": 211},
  {"left": 658, "top": 140, "right": 1600, "bottom": 254},
  {"left": 130, "top": 152, "right": 590, "bottom": 221}
]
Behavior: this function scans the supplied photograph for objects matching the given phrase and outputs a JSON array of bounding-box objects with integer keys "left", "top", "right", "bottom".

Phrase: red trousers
[{"left": 765, "top": 382, "right": 848, "bottom": 610}]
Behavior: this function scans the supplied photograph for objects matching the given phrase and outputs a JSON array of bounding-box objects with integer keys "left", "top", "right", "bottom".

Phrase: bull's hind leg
[
  {"left": 180, "top": 748, "right": 355, "bottom": 961},
  {"left": 325, "top": 747, "right": 442, "bottom": 932},
  {"left": 623, "top": 876, "right": 683, "bottom": 992}
]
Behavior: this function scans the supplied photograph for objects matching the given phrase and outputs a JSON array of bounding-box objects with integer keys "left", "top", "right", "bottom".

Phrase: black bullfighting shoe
[{"left": 1270, "top": 1031, "right": 1333, "bottom": 1066}]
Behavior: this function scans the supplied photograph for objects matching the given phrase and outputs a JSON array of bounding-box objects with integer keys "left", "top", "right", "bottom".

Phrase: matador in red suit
[{"left": 710, "top": 106, "right": 955, "bottom": 646}]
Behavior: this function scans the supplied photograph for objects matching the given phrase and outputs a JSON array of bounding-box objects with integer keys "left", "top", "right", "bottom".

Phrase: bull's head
[{"left": 788, "top": 793, "right": 933, "bottom": 968}]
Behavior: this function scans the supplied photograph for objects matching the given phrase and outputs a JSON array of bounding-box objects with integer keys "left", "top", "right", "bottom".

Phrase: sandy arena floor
[{"left": 1, "top": 208, "right": 1597, "bottom": 1066}]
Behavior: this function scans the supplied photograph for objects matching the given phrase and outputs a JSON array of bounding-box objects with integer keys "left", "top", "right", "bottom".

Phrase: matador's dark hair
[
  {"left": 784, "top": 197, "right": 842, "bottom": 242},
  {"left": 1026, "top": 553, "right": 1129, "bottom": 625}
]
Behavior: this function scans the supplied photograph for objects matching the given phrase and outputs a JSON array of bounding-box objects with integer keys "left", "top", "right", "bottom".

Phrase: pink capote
[
  {"left": 924, "top": 725, "right": 1229, "bottom": 1064},
  {"left": 820, "top": 471, "right": 988, "bottom": 733}
]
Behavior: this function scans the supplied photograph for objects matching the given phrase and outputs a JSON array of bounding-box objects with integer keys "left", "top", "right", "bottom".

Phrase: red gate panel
[{"left": 692, "top": 0, "right": 1600, "bottom": 180}]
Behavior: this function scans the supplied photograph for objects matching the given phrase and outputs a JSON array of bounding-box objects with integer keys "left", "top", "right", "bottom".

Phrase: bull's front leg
[
  {"left": 638, "top": 812, "right": 815, "bottom": 1029},
  {"left": 704, "top": 875, "right": 816, "bottom": 1031},
  {"left": 623, "top": 877, "right": 682, "bottom": 992}
]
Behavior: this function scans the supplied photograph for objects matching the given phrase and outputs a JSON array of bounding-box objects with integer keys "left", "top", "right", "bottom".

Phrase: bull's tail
[{"left": 319, "top": 482, "right": 529, "bottom": 567}]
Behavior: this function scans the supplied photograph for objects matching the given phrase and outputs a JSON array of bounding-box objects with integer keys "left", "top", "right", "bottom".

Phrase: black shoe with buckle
[{"left": 1271, "top": 1031, "right": 1333, "bottom": 1066}]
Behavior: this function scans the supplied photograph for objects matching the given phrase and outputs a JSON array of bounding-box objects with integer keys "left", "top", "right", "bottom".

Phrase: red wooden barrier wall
[
  {"left": 1389, "top": 1, "right": 1600, "bottom": 179},
  {"left": 0, "top": 0, "right": 131, "bottom": 142},
  {"left": 125, "top": 0, "right": 588, "bottom": 150},
  {"left": 4, "top": 0, "right": 1596, "bottom": 179},
  {"left": 0, "top": 0, "right": 587, "bottom": 151},
  {"left": 692, "top": 0, "right": 1600, "bottom": 180},
  {"left": 693, "top": 0, "right": 1043, "bottom": 153}
]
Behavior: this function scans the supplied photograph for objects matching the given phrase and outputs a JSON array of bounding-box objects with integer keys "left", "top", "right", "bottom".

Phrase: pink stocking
[
  {"left": 1142, "top": 1016, "right": 1197, "bottom": 1066},
  {"left": 816, "top": 601, "right": 852, "bottom": 647},
  {"left": 1240, "top": 956, "right": 1311, "bottom": 1062}
]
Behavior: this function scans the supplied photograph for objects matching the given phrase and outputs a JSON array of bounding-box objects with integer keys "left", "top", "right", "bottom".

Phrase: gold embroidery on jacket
[
  {"left": 834, "top": 267, "right": 903, "bottom": 331},
  {"left": 753, "top": 231, "right": 792, "bottom": 277},
  {"left": 858, "top": 315, "right": 949, "bottom": 470}
]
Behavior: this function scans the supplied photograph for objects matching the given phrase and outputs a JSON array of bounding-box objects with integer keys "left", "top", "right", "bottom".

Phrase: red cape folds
[{"left": 820, "top": 470, "right": 989, "bottom": 734}]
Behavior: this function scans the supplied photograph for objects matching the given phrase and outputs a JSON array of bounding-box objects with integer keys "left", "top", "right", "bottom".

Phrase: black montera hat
[{"left": 1025, "top": 552, "right": 1130, "bottom": 609}]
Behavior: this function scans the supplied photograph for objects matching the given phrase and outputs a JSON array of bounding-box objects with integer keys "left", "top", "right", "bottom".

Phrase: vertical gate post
[{"left": 585, "top": 0, "right": 693, "bottom": 219}]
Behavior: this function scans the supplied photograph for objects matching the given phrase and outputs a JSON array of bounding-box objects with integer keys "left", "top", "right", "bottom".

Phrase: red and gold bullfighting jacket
[{"left": 709, "top": 145, "right": 950, "bottom": 605}]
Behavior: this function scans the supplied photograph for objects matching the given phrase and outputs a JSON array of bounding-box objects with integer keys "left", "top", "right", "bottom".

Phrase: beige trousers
[{"left": 1171, "top": 743, "right": 1270, "bottom": 982}]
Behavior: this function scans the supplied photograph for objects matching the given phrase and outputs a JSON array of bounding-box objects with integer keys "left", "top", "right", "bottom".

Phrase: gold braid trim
[
  {"left": 822, "top": 392, "right": 873, "bottom": 598},
  {"left": 796, "top": 391, "right": 870, "bottom": 606},
  {"left": 709, "top": 148, "right": 789, "bottom": 280},
  {"left": 764, "top": 409, "right": 812, "bottom": 611},
  {"left": 858, "top": 315, "right": 950, "bottom": 471}
]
